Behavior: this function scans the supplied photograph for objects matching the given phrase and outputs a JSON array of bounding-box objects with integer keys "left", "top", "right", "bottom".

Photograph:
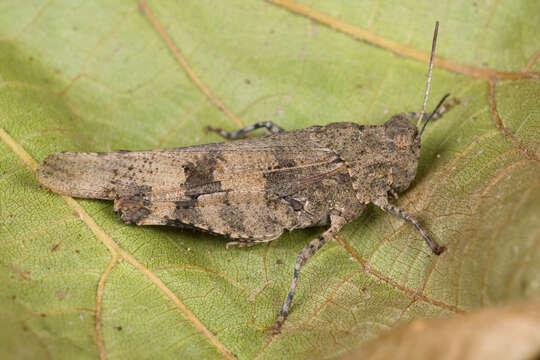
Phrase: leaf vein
[{"left": 0, "top": 127, "right": 236, "bottom": 360}]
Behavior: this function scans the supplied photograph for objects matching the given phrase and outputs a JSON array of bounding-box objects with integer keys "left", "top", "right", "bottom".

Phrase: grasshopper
[{"left": 37, "top": 22, "right": 456, "bottom": 333}]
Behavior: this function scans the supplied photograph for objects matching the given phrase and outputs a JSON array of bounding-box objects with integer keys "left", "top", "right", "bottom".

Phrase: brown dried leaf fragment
[{"left": 340, "top": 300, "right": 540, "bottom": 360}]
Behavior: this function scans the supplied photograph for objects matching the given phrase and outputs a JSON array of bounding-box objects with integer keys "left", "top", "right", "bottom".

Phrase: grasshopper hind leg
[
  {"left": 205, "top": 121, "right": 284, "bottom": 139},
  {"left": 225, "top": 237, "right": 277, "bottom": 249},
  {"left": 273, "top": 212, "right": 347, "bottom": 334}
]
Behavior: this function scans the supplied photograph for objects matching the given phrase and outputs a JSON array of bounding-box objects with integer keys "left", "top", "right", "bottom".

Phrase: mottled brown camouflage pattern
[{"left": 36, "top": 117, "right": 418, "bottom": 238}]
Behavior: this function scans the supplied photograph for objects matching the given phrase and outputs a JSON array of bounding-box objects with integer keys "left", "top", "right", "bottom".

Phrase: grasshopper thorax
[{"left": 383, "top": 115, "right": 421, "bottom": 194}]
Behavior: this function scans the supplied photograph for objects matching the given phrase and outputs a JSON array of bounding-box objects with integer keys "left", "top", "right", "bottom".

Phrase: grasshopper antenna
[
  {"left": 419, "top": 93, "right": 450, "bottom": 138},
  {"left": 416, "top": 21, "right": 439, "bottom": 129}
]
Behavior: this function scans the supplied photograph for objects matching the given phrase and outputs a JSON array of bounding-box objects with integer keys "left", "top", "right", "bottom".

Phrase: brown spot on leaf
[{"left": 56, "top": 288, "right": 69, "bottom": 300}]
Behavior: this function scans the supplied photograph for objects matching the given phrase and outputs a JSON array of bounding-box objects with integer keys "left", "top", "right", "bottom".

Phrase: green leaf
[{"left": 1, "top": 1, "right": 538, "bottom": 359}]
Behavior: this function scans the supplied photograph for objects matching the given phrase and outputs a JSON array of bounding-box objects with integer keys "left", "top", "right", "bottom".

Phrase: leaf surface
[{"left": 1, "top": 1, "right": 539, "bottom": 359}]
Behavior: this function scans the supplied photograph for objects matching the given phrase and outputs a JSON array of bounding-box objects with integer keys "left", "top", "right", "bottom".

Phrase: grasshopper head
[
  {"left": 383, "top": 115, "right": 421, "bottom": 194},
  {"left": 382, "top": 93, "right": 451, "bottom": 195}
]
